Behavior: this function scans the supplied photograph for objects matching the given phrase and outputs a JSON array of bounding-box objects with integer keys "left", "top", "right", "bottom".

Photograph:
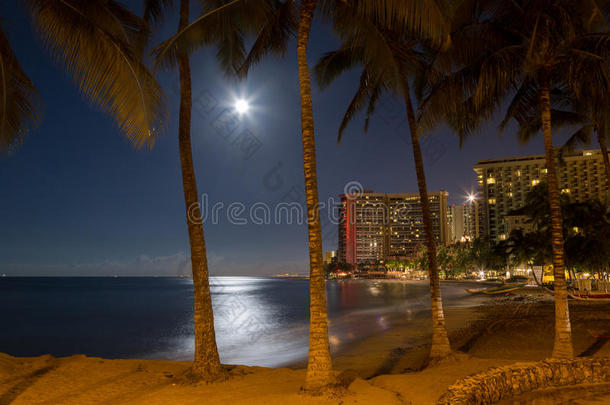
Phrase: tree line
[
  {"left": 1, "top": 0, "right": 609, "bottom": 394},
  {"left": 387, "top": 185, "right": 610, "bottom": 282}
]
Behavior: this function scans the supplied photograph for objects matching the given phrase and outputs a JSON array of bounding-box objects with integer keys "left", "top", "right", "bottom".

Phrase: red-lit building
[{"left": 338, "top": 190, "right": 449, "bottom": 266}]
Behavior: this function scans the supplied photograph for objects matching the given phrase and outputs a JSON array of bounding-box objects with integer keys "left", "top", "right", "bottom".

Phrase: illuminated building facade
[
  {"left": 324, "top": 250, "right": 337, "bottom": 264},
  {"left": 338, "top": 190, "right": 449, "bottom": 265},
  {"left": 448, "top": 204, "right": 466, "bottom": 243},
  {"left": 474, "top": 149, "right": 609, "bottom": 241},
  {"left": 464, "top": 199, "right": 483, "bottom": 240}
]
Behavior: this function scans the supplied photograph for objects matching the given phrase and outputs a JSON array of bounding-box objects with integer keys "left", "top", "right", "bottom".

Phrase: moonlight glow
[{"left": 235, "top": 99, "right": 250, "bottom": 114}]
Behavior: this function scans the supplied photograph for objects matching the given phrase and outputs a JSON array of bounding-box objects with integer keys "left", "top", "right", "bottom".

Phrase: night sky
[{"left": 0, "top": 1, "right": 566, "bottom": 276}]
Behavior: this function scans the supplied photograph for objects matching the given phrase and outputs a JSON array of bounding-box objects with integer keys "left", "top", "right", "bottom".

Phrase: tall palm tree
[
  {"left": 142, "top": 0, "right": 266, "bottom": 381},
  {"left": 155, "top": 0, "right": 449, "bottom": 391},
  {"left": 313, "top": 8, "right": 452, "bottom": 363},
  {"left": 1, "top": 0, "right": 166, "bottom": 152},
  {"left": 172, "top": 0, "right": 223, "bottom": 381},
  {"left": 146, "top": 0, "right": 296, "bottom": 382},
  {"left": 295, "top": 0, "right": 333, "bottom": 391},
  {"left": 420, "top": 0, "right": 610, "bottom": 358}
]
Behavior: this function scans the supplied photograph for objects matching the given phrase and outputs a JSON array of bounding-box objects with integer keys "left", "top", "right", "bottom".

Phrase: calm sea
[{"left": 0, "top": 277, "right": 486, "bottom": 367}]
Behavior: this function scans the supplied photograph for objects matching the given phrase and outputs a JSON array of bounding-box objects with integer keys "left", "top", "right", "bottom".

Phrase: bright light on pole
[{"left": 467, "top": 194, "right": 476, "bottom": 203}]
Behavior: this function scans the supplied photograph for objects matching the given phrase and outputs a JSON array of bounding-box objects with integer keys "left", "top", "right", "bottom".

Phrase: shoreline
[{"left": 2, "top": 297, "right": 610, "bottom": 404}]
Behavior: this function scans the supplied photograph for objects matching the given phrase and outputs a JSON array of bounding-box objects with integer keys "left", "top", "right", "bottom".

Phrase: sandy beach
[{"left": 2, "top": 294, "right": 610, "bottom": 405}]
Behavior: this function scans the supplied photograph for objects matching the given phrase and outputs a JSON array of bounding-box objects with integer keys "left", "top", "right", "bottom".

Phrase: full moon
[{"left": 235, "top": 99, "right": 249, "bottom": 114}]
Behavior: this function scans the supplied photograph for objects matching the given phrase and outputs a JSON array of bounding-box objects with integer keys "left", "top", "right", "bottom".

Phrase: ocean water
[{"left": 0, "top": 277, "right": 486, "bottom": 367}]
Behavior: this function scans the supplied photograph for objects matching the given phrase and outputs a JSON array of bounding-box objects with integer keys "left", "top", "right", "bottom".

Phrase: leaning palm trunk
[
  {"left": 401, "top": 80, "right": 452, "bottom": 362},
  {"left": 298, "top": 0, "right": 333, "bottom": 392},
  {"left": 540, "top": 76, "right": 573, "bottom": 359},
  {"left": 177, "top": 0, "right": 222, "bottom": 380}
]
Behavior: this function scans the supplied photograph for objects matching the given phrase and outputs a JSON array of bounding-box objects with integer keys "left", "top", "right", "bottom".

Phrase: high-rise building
[
  {"left": 449, "top": 202, "right": 483, "bottom": 243},
  {"left": 448, "top": 204, "right": 466, "bottom": 243},
  {"left": 324, "top": 250, "right": 337, "bottom": 264},
  {"left": 464, "top": 199, "right": 483, "bottom": 240},
  {"left": 474, "top": 149, "right": 609, "bottom": 241},
  {"left": 338, "top": 190, "right": 449, "bottom": 265}
]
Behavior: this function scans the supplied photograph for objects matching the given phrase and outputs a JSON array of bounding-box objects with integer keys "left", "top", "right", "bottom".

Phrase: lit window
[
  {"left": 488, "top": 198, "right": 496, "bottom": 204},
  {"left": 487, "top": 177, "right": 496, "bottom": 184},
  {"left": 532, "top": 179, "right": 540, "bottom": 186}
]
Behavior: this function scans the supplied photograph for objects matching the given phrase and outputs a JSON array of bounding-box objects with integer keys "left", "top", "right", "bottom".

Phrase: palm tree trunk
[
  {"left": 597, "top": 125, "right": 610, "bottom": 192},
  {"left": 531, "top": 264, "right": 541, "bottom": 287},
  {"left": 401, "top": 79, "right": 451, "bottom": 362},
  {"left": 297, "top": 0, "right": 333, "bottom": 393},
  {"left": 540, "top": 76, "right": 573, "bottom": 359},
  {"left": 177, "top": 0, "right": 222, "bottom": 380}
]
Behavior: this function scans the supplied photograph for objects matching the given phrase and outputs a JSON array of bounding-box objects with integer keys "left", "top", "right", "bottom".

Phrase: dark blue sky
[{"left": 0, "top": 1, "right": 561, "bottom": 276}]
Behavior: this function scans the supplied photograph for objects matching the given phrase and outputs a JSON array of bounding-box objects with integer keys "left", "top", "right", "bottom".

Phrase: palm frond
[
  {"left": 563, "top": 124, "right": 594, "bottom": 151},
  {"left": 513, "top": 109, "right": 588, "bottom": 145},
  {"left": 136, "top": 0, "right": 174, "bottom": 54},
  {"left": 143, "top": 0, "right": 174, "bottom": 27},
  {"left": 153, "top": 0, "right": 275, "bottom": 74},
  {"left": 313, "top": 3, "right": 440, "bottom": 144},
  {"left": 337, "top": 68, "right": 375, "bottom": 143},
  {"left": 0, "top": 26, "right": 41, "bottom": 152},
  {"left": 337, "top": 0, "right": 451, "bottom": 42},
  {"left": 499, "top": 78, "right": 539, "bottom": 131},
  {"left": 329, "top": 2, "right": 420, "bottom": 83},
  {"left": 417, "top": 64, "right": 486, "bottom": 139},
  {"left": 215, "top": 27, "right": 245, "bottom": 77},
  {"left": 27, "top": 0, "right": 167, "bottom": 148},
  {"left": 473, "top": 44, "right": 524, "bottom": 107},
  {"left": 237, "top": 0, "right": 296, "bottom": 77},
  {"left": 314, "top": 48, "right": 360, "bottom": 89}
]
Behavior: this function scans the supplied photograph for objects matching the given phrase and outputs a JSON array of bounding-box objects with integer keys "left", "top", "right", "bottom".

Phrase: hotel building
[
  {"left": 474, "top": 149, "right": 609, "bottom": 241},
  {"left": 337, "top": 190, "right": 449, "bottom": 265},
  {"left": 448, "top": 201, "right": 484, "bottom": 243}
]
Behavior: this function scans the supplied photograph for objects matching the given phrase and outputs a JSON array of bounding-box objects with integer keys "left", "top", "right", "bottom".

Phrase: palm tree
[
  {"left": 141, "top": 0, "right": 242, "bottom": 380},
  {"left": 564, "top": 198, "right": 610, "bottom": 278},
  {"left": 155, "top": 0, "right": 449, "bottom": 391},
  {"left": 508, "top": 184, "right": 610, "bottom": 282},
  {"left": 313, "top": 9, "right": 452, "bottom": 363},
  {"left": 146, "top": 0, "right": 299, "bottom": 382},
  {"left": 420, "top": 0, "right": 610, "bottom": 359},
  {"left": 1, "top": 0, "right": 165, "bottom": 152},
  {"left": 294, "top": 0, "right": 333, "bottom": 390}
]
